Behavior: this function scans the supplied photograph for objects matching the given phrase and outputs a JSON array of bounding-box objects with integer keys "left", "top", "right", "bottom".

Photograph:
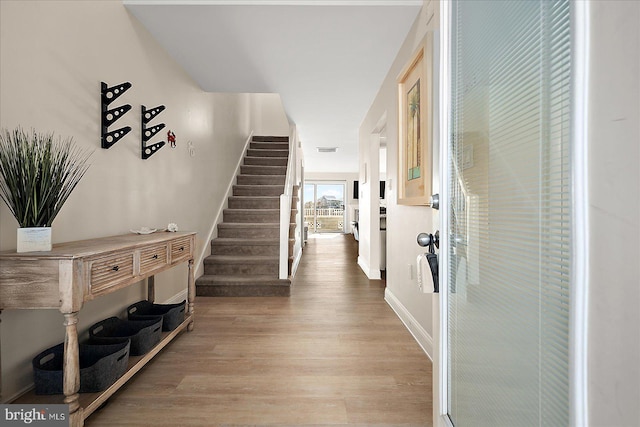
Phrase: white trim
[
  {"left": 570, "top": 1, "right": 589, "bottom": 426},
  {"left": 279, "top": 193, "right": 292, "bottom": 279},
  {"left": 290, "top": 246, "right": 303, "bottom": 278},
  {"left": 356, "top": 255, "right": 381, "bottom": 280},
  {"left": 384, "top": 288, "right": 433, "bottom": 360},
  {"left": 2, "top": 383, "right": 35, "bottom": 405},
  {"left": 163, "top": 289, "right": 189, "bottom": 305},
  {"left": 195, "top": 132, "right": 253, "bottom": 275},
  {"left": 435, "top": 0, "right": 451, "bottom": 426}
]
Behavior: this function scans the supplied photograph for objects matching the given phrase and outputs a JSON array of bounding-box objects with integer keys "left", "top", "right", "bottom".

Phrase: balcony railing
[
  {"left": 304, "top": 208, "right": 344, "bottom": 217},
  {"left": 304, "top": 208, "right": 345, "bottom": 232}
]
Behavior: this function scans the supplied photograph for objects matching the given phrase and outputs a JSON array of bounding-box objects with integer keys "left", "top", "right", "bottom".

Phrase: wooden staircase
[{"left": 195, "top": 136, "right": 298, "bottom": 297}]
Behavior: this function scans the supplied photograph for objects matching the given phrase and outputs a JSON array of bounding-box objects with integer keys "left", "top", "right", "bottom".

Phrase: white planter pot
[{"left": 17, "top": 227, "right": 52, "bottom": 252}]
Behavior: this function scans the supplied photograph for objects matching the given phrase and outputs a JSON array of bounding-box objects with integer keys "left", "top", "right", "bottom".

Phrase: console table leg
[
  {"left": 63, "top": 312, "right": 82, "bottom": 426},
  {"left": 148, "top": 275, "right": 155, "bottom": 302},
  {"left": 187, "top": 258, "right": 195, "bottom": 332}
]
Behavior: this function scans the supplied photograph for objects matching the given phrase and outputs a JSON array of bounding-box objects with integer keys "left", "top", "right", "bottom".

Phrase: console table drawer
[
  {"left": 171, "top": 236, "right": 192, "bottom": 263},
  {"left": 87, "top": 252, "right": 135, "bottom": 295},
  {"left": 139, "top": 243, "right": 169, "bottom": 275}
]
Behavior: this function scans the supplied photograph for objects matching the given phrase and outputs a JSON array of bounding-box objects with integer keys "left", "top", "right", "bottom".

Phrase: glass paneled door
[
  {"left": 443, "top": 1, "right": 573, "bottom": 426},
  {"left": 304, "top": 182, "right": 346, "bottom": 233}
]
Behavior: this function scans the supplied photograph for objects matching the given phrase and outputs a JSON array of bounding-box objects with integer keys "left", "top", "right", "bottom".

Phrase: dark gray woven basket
[
  {"left": 127, "top": 300, "right": 186, "bottom": 331},
  {"left": 32, "top": 340, "right": 130, "bottom": 395},
  {"left": 89, "top": 317, "right": 162, "bottom": 356}
]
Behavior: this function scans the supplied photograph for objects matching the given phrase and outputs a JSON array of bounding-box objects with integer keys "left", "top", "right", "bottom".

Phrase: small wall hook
[
  {"left": 141, "top": 105, "right": 166, "bottom": 159},
  {"left": 101, "top": 81, "right": 132, "bottom": 149}
]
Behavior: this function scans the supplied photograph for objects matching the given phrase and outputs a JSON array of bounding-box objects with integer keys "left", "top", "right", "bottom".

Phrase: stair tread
[
  {"left": 196, "top": 277, "right": 291, "bottom": 296},
  {"left": 244, "top": 156, "right": 288, "bottom": 160},
  {"left": 224, "top": 208, "right": 280, "bottom": 212},
  {"left": 246, "top": 151, "right": 289, "bottom": 156},
  {"left": 196, "top": 275, "right": 290, "bottom": 284},
  {"left": 205, "top": 255, "right": 278, "bottom": 262},
  {"left": 237, "top": 174, "right": 285, "bottom": 178},
  {"left": 212, "top": 238, "right": 279, "bottom": 244},
  {"left": 252, "top": 136, "right": 288, "bottom": 141},
  {"left": 228, "top": 196, "right": 281, "bottom": 200},
  {"left": 219, "top": 224, "right": 280, "bottom": 228},
  {"left": 234, "top": 184, "right": 284, "bottom": 188},
  {"left": 218, "top": 223, "right": 280, "bottom": 228}
]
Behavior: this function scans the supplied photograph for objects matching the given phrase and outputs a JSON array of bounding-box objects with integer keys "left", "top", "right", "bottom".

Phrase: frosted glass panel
[{"left": 447, "top": 1, "right": 571, "bottom": 426}]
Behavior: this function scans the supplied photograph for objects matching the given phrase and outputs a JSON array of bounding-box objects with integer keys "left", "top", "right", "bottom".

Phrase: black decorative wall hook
[
  {"left": 141, "top": 105, "right": 166, "bottom": 159},
  {"left": 101, "top": 82, "right": 132, "bottom": 149}
]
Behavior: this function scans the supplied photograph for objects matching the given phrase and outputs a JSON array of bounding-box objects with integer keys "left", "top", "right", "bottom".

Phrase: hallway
[{"left": 87, "top": 234, "right": 432, "bottom": 426}]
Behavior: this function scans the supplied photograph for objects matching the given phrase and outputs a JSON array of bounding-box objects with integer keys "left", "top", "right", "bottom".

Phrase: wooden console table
[{"left": 0, "top": 231, "right": 196, "bottom": 427}]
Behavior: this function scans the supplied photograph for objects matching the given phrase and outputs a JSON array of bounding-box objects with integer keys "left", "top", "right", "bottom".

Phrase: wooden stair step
[
  {"left": 247, "top": 149, "right": 289, "bottom": 158},
  {"left": 223, "top": 208, "right": 280, "bottom": 223},
  {"left": 240, "top": 165, "right": 287, "bottom": 175},
  {"left": 249, "top": 142, "right": 289, "bottom": 150},
  {"left": 217, "top": 223, "right": 279, "bottom": 238},
  {"left": 244, "top": 156, "right": 288, "bottom": 166},
  {"left": 195, "top": 275, "right": 291, "bottom": 297},
  {"left": 236, "top": 174, "right": 285, "bottom": 185},
  {"left": 251, "top": 136, "right": 289, "bottom": 143},
  {"left": 211, "top": 237, "right": 279, "bottom": 256},
  {"left": 204, "top": 255, "right": 279, "bottom": 275},
  {"left": 227, "top": 196, "right": 281, "bottom": 209},
  {"left": 233, "top": 185, "right": 284, "bottom": 196}
]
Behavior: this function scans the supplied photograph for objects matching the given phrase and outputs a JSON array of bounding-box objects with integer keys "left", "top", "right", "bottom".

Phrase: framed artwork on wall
[{"left": 397, "top": 34, "right": 433, "bottom": 205}]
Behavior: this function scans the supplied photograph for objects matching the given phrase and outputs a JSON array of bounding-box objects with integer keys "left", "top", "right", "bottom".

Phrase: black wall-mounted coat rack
[
  {"left": 101, "top": 82, "right": 132, "bottom": 149},
  {"left": 141, "top": 105, "right": 166, "bottom": 159}
]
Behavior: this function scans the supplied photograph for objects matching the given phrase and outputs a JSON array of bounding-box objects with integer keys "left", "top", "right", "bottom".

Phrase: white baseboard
[
  {"left": 357, "top": 256, "right": 381, "bottom": 280},
  {"left": 2, "top": 383, "right": 34, "bottom": 404},
  {"left": 290, "top": 246, "right": 302, "bottom": 278},
  {"left": 385, "top": 288, "right": 433, "bottom": 361},
  {"left": 164, "top": 289, "right": 188, "bottom": 305}
]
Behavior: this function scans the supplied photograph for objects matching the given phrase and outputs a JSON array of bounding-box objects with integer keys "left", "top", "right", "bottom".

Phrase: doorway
[{"left": 303, "top": 182, "right": 346, "bottom": 233}]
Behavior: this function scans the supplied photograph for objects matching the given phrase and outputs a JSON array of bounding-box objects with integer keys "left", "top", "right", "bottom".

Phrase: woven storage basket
[
  {"left": 32, "top": 340, "right": 130, "bottom": 395},
  {"left": 89, "top": 317, "right": 162, "bottom": 356},
  {"left": 127, "top": 300, "right": 186, "bottom": 331}
]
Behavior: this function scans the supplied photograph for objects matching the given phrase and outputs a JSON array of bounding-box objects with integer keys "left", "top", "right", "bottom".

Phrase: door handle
[
  {"left": 417, "top": 233, "right": 433, "bottom": 247},
  {"left": 417, "top": 230, "right": 439, "bottom": 249}
]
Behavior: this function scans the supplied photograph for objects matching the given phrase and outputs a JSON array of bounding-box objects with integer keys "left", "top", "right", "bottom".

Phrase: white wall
[
  {"left": 358, "top": 1, "right": 438, "bottom": 356},
  {"left": 250, "top": 93, "right": 290, "bottom": 136},
  {"left": 586, "top": 2, "right": 640, "bottom": 425},
  {"left": 0, "top": 0, "right": 283, "bottom": 401}
]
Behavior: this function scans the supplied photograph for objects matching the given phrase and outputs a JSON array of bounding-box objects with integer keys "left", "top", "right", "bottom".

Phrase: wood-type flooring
[{"left": 86, "top": 233, "right": 432, "bottom": 426}]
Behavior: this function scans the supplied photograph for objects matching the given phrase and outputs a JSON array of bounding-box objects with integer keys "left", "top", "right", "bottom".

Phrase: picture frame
[{"left": 397, "top": 35, "right": 433, "bottom": 205}]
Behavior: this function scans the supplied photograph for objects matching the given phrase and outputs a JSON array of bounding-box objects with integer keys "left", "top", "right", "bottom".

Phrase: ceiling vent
[{"left": 317, "top": 147, "right": 338, "bottom": 153}]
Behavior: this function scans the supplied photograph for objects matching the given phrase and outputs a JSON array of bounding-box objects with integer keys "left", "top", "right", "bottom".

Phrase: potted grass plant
[{"left": 0, "top": 128, "right": 92, "bottom": 252}]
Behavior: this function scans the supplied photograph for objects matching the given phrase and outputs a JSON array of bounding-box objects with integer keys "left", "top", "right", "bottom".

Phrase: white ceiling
[{"left": 124, "top": 1, "right": 421, "bottom": 172}]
